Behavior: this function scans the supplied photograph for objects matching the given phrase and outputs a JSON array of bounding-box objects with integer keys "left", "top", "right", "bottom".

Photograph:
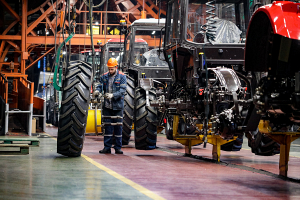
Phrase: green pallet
[
  {"left": 0, "top": 136, "right": 39, "bottom": 147},
  {"left": 0, "top": 144, "right": 29, "bottom": 155}
]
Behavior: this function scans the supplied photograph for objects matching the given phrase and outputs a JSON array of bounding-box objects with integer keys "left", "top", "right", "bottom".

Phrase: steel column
[{"left": 21, "top": 0, "right": 28, "bottom": 75}]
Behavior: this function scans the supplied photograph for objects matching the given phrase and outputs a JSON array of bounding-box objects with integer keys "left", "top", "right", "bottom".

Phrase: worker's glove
[
  {"left": 92, "top": 90, "right": 101, "bottom": 99},
  {"left": 104, "top": 93, "right": 114, "bottom": 99}
]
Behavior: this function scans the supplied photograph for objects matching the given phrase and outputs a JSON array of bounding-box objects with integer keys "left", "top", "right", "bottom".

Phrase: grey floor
[{"left": 0, "top": 136, "right": 152, "bottom": 200}]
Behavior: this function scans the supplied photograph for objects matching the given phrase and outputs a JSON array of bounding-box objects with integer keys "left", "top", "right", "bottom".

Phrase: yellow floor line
[
  {"left": 81, "top": 154, "right": 165, "bottom": 200},
  {"left": 44, "top": 133, "right": 165, "bottom": 200}
]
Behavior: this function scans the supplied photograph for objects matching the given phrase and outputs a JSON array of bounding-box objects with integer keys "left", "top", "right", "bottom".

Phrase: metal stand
[
  {"left": 173, "top": 114, "right": 236, "bottom": 161},
  {"left": 32, "top": 101, "right": 46, "bottom": 132},
  {"left": 258, "top": 120, "right": 300, "bottom": 176},
  {"left": 5, "top": 103, "right": 33, "bottom": 136}
]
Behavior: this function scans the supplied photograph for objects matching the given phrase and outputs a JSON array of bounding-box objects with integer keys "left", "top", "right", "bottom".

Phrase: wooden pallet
[
  {"left": 0, "top": 136, "right": 39, "bottom": 147},
  {"left": 0, "top": 144, "right": 29, "bottom": 155}
]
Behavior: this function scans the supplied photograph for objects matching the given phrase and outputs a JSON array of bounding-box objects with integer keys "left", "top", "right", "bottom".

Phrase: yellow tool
[{"left": 86, "top": 108, "right": 102, "bottom": 135}]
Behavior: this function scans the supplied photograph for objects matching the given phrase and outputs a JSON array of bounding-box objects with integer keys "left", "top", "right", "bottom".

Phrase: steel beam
[
  {"left": 0, "top": 35, "right": 21, "bottom": 40},
  {"left": 27, "top": 0, "right": 62, "bottom": 34},
  {"left": 21, "top": 0, "right": 27, "bottom": 75},
  {"left": 2, "top": 20, "right": 19, "bottom": 35},
  {"left": 0, "top": 41, "right": 5, "bottom": 54},
  {"left": 27, "top": 0, "right": 50, "bottom": 16},
  {"left": 24, "top": 35, "right": 161, "bottom": 47},
  {"left": 6, "top": 41, "right": 20, "bottom": 51},
  {"left": 136, "top": 0, "right": 158, "bottom": 18},
  {"left": 0, "top": 62, "right": 20, "bottom": 66},
  {"left": 0, "top": 0, "right": 21, "bottom": 21},
  {"left": 40, "top": 8, "right": 55, "bottom": 34},
  {"left": 25, "top": 46, "right": 55, "bottom": 70}
]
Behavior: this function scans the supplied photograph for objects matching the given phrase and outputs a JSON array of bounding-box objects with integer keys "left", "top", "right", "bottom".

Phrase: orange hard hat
[{"left": 107, "top": 58, "right": 118, "bottom": 68}]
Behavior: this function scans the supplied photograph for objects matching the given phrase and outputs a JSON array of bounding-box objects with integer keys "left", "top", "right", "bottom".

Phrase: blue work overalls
[{"left": 96, "top": 70, "right": 127, "bottom": 150}]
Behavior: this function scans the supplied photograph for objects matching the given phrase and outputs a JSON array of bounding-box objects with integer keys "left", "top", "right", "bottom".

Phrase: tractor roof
[{"left": 130, "top": 18, "right": 166, "bottom": 27}]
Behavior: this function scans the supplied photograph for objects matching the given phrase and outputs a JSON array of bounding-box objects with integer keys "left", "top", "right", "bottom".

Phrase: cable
[
  {"left": 79, "top": 0, "right": 81, "bottom": 53},
  {"left": 104, "top": 0, "right": 108, "bottom": 45},
  {"left": 68, "top": 0, "right": 71, "bottom": 62},
  {"left": 89, "top": 0, "right": 95, "bottom": 77},
  {"left": 83, "top": 0, "right": 106, "bottom": 8},
  {"left": 62, "top": 2, "right": 68, "bottom": 55},
  {"left": 47, "top": 0, "right": 59, "bottom": 86}
]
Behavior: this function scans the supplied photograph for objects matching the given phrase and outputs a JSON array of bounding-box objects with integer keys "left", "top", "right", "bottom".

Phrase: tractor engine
[
  {"left": 152, "top": 65, "right": 249, "bottom": 140},
  {"left": 253, "top": 71, "right": 300, "bottom": 128}
]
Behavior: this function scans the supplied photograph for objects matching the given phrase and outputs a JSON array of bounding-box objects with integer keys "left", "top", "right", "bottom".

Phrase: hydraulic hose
[
  {"left": 89, "top": 0, "right": 95, "bottom": 79},
  {"left": 53, "top": 33, "right": 75, "bottom": 91}
]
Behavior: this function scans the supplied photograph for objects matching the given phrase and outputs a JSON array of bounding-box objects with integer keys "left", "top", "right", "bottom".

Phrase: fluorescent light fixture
[{"left": 152, "top": 31, "right": 155, "bottom": 34}]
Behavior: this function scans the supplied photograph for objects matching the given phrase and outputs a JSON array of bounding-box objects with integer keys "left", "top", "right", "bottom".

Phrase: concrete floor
[{"left": 0, "top": 127, "right": 300, "bottom": 200}]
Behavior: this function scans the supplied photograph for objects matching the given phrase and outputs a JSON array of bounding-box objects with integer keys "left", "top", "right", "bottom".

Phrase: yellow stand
[
  {"left": 258, "top": 120, "right": 300, "bottom": 176},
  {"left": 173, "top": 115, "right": 236, "bottom": 161},
  {"left": 209, "top": 135, "right": 237, "bottom": 162}
]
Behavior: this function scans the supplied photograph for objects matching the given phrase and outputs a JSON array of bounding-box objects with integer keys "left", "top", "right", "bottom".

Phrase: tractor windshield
[
  {"left": 165, "top": 0, "right": 249, "bottom": 45},
  {"left": 108, "top": 47, "right": 122, "bottom": 60},
  {"left": 131, "top": 24, "right": 165, "bottom": 66},
  {"left": 87, "top": 55, "right": 100, "bottom": 65}
]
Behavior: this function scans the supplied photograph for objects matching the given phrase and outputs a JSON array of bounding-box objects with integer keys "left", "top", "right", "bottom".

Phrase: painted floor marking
[
  {"left": 45, "top": 133, "right": 165, "bottom": 200},
  {"left": 81, "top": 154, "right": 165, "bottom": 200}
]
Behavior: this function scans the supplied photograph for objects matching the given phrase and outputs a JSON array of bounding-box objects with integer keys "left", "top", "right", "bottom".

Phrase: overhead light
[
  {"left": 152, "top": 31, "right": 155, "bottom": 35},
  {"left": 62, "top": 51, "right": 67, "bottom": 55},
  {"left": 46, "top": 31, "right": 49, "bottom": 35},
  {"left": 95, "top": 21, "right": 99, "bottom": 25}
]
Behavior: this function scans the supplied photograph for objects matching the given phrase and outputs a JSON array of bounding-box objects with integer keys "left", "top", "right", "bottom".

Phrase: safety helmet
[{"left": 107, "top": 58, "right": 118, "bottom": 68}]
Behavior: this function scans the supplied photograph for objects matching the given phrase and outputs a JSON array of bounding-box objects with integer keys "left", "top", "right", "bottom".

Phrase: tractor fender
[
  {"left": 245, "top": 1, "right": 300, "bottom": 72},
  {"left": 248, "top": 1, "right": 300, "bottom": 40}
]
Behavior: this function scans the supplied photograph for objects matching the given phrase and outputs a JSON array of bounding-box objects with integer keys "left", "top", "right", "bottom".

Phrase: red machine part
[{"left": 249, "top": 1, "right": 300, "bottom": 40}]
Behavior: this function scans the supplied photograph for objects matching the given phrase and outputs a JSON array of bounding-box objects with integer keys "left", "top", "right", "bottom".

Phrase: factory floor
[{"left": 1, "top": 127, "right": 300, "bottom": 200}]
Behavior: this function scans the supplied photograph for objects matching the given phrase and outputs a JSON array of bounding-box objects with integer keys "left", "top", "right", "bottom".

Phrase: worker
[{"left": 93, "top": 58, "right": 127, "bottom": 154}]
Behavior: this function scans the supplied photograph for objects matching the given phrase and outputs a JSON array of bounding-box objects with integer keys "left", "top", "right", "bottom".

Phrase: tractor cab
[
  {"left": 81, "top": 49, "right": 101, "bottom": 80},
  {"left": 164, "top": 0, "right": 251, "bottom": 75},
  {"left": 123, "top": 18, "right": 171, "bottom": 83}
]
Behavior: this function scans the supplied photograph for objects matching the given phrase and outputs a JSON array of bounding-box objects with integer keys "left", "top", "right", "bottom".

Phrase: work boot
[
  {"left": 99, "top": 148, "right": 111, "bottom": 154},
  {"left": 115, "top": 149, "right": 123, "bottom": 154}
]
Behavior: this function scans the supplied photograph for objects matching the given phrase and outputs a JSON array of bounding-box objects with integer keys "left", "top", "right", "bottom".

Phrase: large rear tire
[
  {"left": 248, "top": 129, "right": 280, "bottom": 156},
  {"left": 57, "top": 60, "right": 92, "bottom": 157},
  {"left": 165, "top": 116, "right": 173, "bottom": 140},
  {"left": 221, "top": 134, "right": 243, "bottom": 151},
  {"left": 134, "top": 88, "right": 158, "bottom": 150},
  {"left": 122, "top": 76, "right": 135, "bottom": 145}
]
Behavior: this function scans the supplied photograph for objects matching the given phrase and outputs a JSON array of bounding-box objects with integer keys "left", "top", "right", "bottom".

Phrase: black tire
[
  {"left": 165, "top": 116, "right": 173, "bottom": 140},
  {"left": 46, "top": 102, "right": 50, "bottom": 123},
  {"left": 57, "top": 60, "right": 92, "bottom": 157},
  {"left": 53, "top": 105, "right": 59, "bottom": 127},
  {"left": 221, "top": 134, "right": 243, "bottom": 151},
  {"left": 248, "top": 129, "right": 280, "bottom": 156},
  {"left": 134, "top": 87, "right": 158, "bottom": 150},
  {"left": 47, "top": 96, "right": 55, "bottom": 124},
  {"left": 122, "top": 75, "right": 135, "bottom": 145}
]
